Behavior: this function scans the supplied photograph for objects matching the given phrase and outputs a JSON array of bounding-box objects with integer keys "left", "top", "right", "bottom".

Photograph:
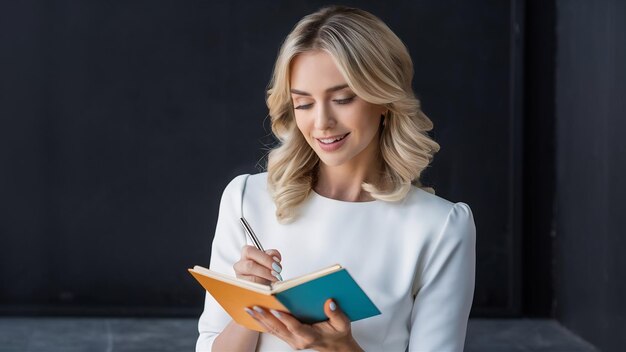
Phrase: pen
[
  {"left": 239, "top": 217, "right": 264, "bottom": 252},
  {"left": 239, "top": 217, "right": 283, "bottom": 281}
]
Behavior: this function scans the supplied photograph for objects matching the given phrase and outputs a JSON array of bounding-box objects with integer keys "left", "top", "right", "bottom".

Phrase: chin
[{"left": 316, "top": 155, "right": 348, "bottom": 167}]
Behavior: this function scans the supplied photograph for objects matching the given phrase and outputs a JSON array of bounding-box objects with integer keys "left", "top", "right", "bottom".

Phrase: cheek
[
  {"left": 348, "top": 107, "right": 381, "bottom": 133},
  {"left": 294, "top": 114, "right": 310, "bottom": 137}
]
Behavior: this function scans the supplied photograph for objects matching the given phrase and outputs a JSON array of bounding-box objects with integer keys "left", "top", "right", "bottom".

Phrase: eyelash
[{"left": 294, "top": 96, "right": 355, "bottom": 110}]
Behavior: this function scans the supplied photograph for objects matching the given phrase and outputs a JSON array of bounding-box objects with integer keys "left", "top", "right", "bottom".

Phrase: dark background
[{"left": 0, "top": 1, "right": 623, "bottom": 351}]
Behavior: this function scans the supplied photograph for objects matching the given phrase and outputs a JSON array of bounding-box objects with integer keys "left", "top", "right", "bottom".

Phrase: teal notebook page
[{"left": 274, "top": 269, "right": 381, "bottom": 324}]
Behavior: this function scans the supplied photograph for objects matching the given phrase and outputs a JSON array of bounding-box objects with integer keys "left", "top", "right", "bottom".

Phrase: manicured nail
[
  {"left": 244, "top": 307, "right": 255, "bottom": 316},
  {"left": 270, "top": 309, "right": 281, "bottom": 318},
  {"left": 273, "top": 256, "right": 280, "bottom": 263},
  {"left": 272, "top": 272, "right": 283, "bottom": 281},
  {"left": 272, "top": 262, "right": 282, "bottom": 273},
  {"left": 329, "top": 301, "right": 337, "bottom": 312},
  {"left": 253, "top": 306, "right": 264, "bottom": 315}
]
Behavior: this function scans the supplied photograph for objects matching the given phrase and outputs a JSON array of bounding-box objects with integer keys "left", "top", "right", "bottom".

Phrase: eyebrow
[{"left": 290, "top": 84, "right": 350, "bottom": 96}]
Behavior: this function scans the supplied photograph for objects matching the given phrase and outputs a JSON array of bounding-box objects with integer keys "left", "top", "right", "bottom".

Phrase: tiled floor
[{"left": 0, "top": 318, "right": 597, "bottom": 351}]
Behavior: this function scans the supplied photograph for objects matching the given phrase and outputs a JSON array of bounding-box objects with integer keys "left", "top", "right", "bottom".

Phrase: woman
[{"left": 197, "top": 5, "right": 475, "bottom": 351}]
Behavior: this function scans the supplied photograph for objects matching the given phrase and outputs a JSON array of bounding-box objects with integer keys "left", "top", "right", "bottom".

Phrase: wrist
[{"left": 318, "top": 336, "right": 363, "bottom": 352}]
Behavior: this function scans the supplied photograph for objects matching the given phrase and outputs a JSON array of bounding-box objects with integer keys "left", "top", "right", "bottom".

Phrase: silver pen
[{"left": 239, "top": 217, "right": 283, "bottom": 281}]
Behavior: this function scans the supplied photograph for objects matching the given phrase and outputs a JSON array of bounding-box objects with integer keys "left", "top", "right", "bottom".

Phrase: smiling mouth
[{"left": 316, "top": 133, "right": 350, "bottom": 144}]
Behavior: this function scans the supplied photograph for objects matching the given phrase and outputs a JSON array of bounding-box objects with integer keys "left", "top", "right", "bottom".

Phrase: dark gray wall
[
  {"left": 523, "top": 0, "right": 556, "bottom": 317},
  {"left": 0, "top": 1, "right": 522, "bottom": 317},
  {"left": 554, "top": 0, "right": 626, "bottom": 350}
]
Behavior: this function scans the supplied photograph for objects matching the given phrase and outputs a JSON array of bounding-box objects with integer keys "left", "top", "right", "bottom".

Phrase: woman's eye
[
  {"left": 334, "top": 96, "right": 355, "bottom": 104},
  {"left": 294, "top": 96, "right": 355, "bottom": 110},
  {"left": 295, "top": 103, "right": 313, "bottom": 110}
]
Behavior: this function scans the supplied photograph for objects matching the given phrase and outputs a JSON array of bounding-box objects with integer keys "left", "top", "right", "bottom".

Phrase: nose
[{"left": 313, "top": 101, "right": 336, "bottom": 130}]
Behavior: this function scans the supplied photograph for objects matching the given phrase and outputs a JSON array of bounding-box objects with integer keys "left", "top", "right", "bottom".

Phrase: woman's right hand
[{"left": 233, "top": 245, "right": 283, "bottom": 285}]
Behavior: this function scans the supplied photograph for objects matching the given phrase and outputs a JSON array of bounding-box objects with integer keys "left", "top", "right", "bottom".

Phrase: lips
[
  {"left": 316, "top": 133, "right": 349, "bottom": 144},
  {"left": 315, "top": 133, "right": 350, "bottom": 152}
]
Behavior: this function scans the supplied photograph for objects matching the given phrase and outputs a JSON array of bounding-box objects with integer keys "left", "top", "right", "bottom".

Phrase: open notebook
[{"left": 188, "top": 264, "right": 380, "bottom": 332}]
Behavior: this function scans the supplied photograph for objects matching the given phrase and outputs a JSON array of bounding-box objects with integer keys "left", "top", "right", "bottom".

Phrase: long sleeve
[
  {"left": 196, "top": 174, "right": 250, "bottom": 352},
  {"left": 408, "top": 202, "right": 476, "bottom": 352}
]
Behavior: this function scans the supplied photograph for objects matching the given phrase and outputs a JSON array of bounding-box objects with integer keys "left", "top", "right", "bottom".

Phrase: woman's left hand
[{"left": 246, "top": 299, "right": 363, "bottom": 352}]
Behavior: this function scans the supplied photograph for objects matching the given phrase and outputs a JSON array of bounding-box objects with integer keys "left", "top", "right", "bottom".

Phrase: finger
[
  {"left": 237, "top": 274, "right": 271, "bottom": 285},
  {"left": 249, "top": 306, "right": 291, "bottom": 338},
  {"left": 264, "top": 249, "right": 282, "bottom": 264},
  {"left": 324, "top": 299, "right": 351, "bottom": 333},
  {"left": 245, "top": 307, "right": 272, "bottom": 332},
  {"left": 265, "top": 249, "right": 283, "bottom": 280},
  {"left": 240, "top": 245, "right": 282, "bottom": 280},
  {"left": 267, "top": 309, "right": 309, "bottom": 336},
  {"left": 234, "top": 259, "right": 278, "bottom": 283},
  {"left": 241, "top": 246, "right": 283, "bottom": 279}
]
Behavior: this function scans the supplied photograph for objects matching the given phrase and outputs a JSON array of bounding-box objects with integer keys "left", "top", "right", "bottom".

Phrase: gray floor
[
  {"left": 466, "top": 319, "right": 597, "bottom": 352},
  {"left": 0, "top": 318, "right": 597, "bottom": 352}
]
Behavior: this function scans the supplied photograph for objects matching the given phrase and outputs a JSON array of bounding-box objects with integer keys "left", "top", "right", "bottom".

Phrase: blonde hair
[{"left": 265, "top": 5, "right": 440, "bottom": 223}]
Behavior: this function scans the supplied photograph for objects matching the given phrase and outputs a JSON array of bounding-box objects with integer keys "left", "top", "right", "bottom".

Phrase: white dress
[{"left": 196, "top": 173, "right": 476, "bottom": 352}]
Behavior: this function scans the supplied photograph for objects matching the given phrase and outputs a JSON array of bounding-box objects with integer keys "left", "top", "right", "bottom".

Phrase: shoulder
[
  {"left": 220, "top": 174, "right": 250, "bottom": 199},
  {"left": 220, "top": 172, "right": 270, "bottom": 204},
  {"left": 222, "top": 172, "right": 267, "bottom": 191},
  {"left": 245, "top": 172, "right": 269, "bottom": 190},
  {"left": 405, "top": 188, "right": 476, "bottom": 286},
  {"left": 401, "top": 187, "right": 475, "bottom": 241}
]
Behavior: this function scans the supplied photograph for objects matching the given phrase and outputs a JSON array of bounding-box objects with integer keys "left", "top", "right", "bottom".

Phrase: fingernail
[
  {"left": 244, "top": 307, "right": 255, "bottom": 316},
  {"left": 273, "top": 256, "right": 280, "bottom": 263},
  {"left": 329, "top": 301, "right": 337, "bottom": 312},
  {"left": 271, "top": 271, "right": 283, "bottom": 281},
  {"left": 253, "top": 306, "right": 264, "bottom": 315},
  {"left": 270, "top": 309, "right": 281, "bottom": 318},
  {"left": 272, "top": 262, "right": 282, "bottom": 273}
]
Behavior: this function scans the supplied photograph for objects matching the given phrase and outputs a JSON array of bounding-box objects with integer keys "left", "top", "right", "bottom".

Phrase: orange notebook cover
[
  {"left": 188, "top": 264, "right": 380, "bottom": 332},
  {"left": 188, "top": 266, "right": 287, "bottom": 331}
]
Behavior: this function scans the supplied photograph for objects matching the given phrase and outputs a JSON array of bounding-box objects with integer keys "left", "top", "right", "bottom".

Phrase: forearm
[
  {"left": 341, "top": 337, "right": 364, "bottom": 352},
  {"left": 335, "top": 340, "right": 364, "bottom": 352},
  {"left": 211, "top": 320, "right": 260, "bottom": 352},
  {"left": 317, "top": 336, "right": 363, "bottom": 352}
]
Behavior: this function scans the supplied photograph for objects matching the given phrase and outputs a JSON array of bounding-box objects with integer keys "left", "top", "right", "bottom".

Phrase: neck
[{"left": 314, "top": 137, "right": 384, "bottom": 202}]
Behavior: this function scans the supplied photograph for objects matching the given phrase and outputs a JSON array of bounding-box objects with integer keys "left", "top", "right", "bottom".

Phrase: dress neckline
[{"left": 309, "top": 189, "right": 381, "bottom": 205}]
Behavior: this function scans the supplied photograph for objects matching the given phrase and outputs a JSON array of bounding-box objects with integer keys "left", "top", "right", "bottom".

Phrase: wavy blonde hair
[{"left": 265, "top": 5, "right": 440, "bottom": 223}]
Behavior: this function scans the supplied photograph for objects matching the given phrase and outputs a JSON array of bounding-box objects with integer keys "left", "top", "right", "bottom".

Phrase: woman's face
[{"left": 289, "top": 50, "right": 386, "bottom": 169}]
